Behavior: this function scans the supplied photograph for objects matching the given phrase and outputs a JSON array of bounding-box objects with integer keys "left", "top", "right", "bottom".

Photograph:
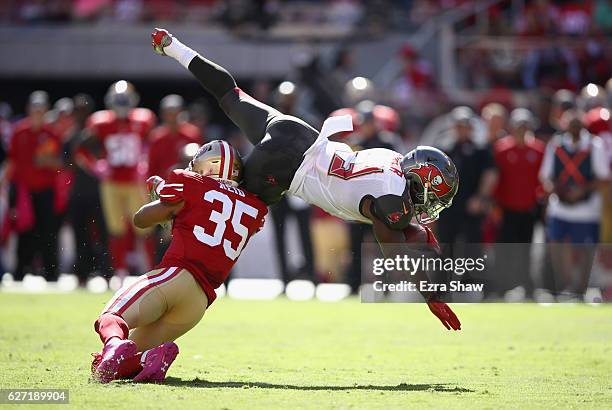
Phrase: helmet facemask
[{"left": 409, "top": 177, "right": 452, "bottom": 224}]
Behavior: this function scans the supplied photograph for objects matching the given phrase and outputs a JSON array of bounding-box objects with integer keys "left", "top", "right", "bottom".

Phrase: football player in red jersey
[
  {"left": 82, "top": 80, "right": 157, "bottom": 280},
  {"left": 91, "top": 139, "right": 267, "bottom": 383}
]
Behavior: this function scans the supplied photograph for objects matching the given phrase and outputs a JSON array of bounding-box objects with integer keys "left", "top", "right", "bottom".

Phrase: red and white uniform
[
  {"left": 86, "top": 108, "right": 156, "bottom": 181},
  {"left": 156, "top": 169, "right": 268, "bottom": 305}
]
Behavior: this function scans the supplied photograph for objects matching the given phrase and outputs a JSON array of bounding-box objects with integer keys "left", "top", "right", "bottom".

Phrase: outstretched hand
[{"left": 427, "top": 298, "right": 461, "bottom": 331}]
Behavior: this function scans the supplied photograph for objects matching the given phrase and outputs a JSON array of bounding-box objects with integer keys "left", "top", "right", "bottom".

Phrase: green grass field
[{"left": 0, "top": 292, "right": 611, "bottom": 409}]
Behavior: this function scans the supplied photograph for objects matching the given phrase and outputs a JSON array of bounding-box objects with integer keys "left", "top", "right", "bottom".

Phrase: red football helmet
[{"left": 401, "top": 146, "right": 459, "bottom": 224}]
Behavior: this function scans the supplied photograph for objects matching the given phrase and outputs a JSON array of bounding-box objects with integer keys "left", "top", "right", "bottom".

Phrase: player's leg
[
  {"left": 128, "top": 268, "right": 208, "bottom": 351},
  {"left": 100, "top": 181, "right": 130, "bottom": 278},
  {"left": 153, "top": 29, "right": 281, "bottom": 145},
  {"left": 128, "top": 269, "right": 208, "bottom": 382},
  {"left": 92, "top": 267, "right": 182, "bottom": 382}
]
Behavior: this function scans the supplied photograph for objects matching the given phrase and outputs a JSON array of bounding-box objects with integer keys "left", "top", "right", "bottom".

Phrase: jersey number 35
[{"left": 193, "top": 190, "right": 259, "bottom": 261}]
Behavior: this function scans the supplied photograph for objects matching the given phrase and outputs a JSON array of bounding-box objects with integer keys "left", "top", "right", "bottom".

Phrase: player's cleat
[
  {"left": 133, "top": 342, "right": 179, "bottom": 383},
  {"left": 90, "top": 352, "right": 102, "bottom": 378},
  {"left": 92, "top": 339, "right": 138, "bottom": 383},
  {"left": 151, "top": 28, "right": 172, "bottom": 56}
]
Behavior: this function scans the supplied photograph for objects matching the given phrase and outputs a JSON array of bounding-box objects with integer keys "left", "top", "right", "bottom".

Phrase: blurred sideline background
[{"left": 0, "top": 0, "right": 611, "bottom": 302}]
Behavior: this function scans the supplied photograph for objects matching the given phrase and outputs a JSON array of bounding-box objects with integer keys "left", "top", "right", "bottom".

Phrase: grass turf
[{"left": 0, "top": 292, "right": 611, "bottom": 409}]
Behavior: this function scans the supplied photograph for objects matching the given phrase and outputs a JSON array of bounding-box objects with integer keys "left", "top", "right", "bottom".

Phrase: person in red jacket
[
  {"left": 493, "top": 108, "right": 545, "bottom": 297},
  {"left": 5, "top": 91, "right": 63, "bottom": 281},
  {"left": 148, "top": 94, "right": 202, "bottom": 180}
]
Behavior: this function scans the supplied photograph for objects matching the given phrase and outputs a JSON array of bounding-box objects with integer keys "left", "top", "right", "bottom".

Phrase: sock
[
  {"left": 116, "top": 352, "right": 143, "bottom": 379},
  {"left": 164, "top": 37, "right": 198, "bottom": 69},
  {"left": 94, "top": 313, "right": 129, "bottom": 345}
]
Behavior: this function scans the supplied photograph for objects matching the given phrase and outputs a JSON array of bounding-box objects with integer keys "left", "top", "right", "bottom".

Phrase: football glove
[
  {"left": 151, "top": 28, "right": 173, "bottom": 56},
  {"left": 146, "top": 175, "right": 165, "bottom": 202},
  {"left": 427, "top": 297, "right": 461, "bottom": 331}
]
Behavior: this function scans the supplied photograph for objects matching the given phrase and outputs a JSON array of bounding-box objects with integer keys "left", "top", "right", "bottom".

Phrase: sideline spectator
[
  {"left": 0, "top": 102, "right": 12, "bottom": 145},
  {"left": 481, "top": 103, "right": 508, "bottom": 144},
  {"left": 80, "top": 81, "right": 157, "bottom": 281},
  {"left": 437, "top": 107, "right": 498, "bottom": 247},
  {"left": 5, "top": 91, "right": 63, "bottom": 281},
  {"left": 148, "top": 94, "right": 202, "bottom": 180},
  {"left": 494, "top": 108, "right": 545, "bottom": 296},
  {"left": 540, "top": 110, "right": 610, "bottom": 296},
  {"left": 584, "top": 105, "right": 612, "bottom": 244},
  {"left": 65, "top": 93, "right": 110, "bottom": 284},
  {"left": 549, "top": 89, "right": 577, "bottom": 133}
]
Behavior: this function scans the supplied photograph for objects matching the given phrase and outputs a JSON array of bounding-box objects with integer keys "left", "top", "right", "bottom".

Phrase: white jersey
[{"left": 289, "top": 115, "right": 407, "bottom": 224}]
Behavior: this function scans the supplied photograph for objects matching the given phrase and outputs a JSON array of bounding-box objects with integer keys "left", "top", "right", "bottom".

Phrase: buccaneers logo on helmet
[{"left": 408, "top": 164, "right": 453, "bottom": 198}]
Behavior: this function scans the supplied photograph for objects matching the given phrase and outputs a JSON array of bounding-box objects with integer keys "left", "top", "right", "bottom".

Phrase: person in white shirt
[{"left": 539, "top": 110, "right": 610, "bottom": 295}]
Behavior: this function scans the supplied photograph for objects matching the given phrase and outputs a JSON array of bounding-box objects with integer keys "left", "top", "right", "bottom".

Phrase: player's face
[
  {"left": 455, "top": 122, "right": 472, "bottom": 141},
  {"left": 162, "top": 108, "right": 180, "bottom": 125},
  {"left": 28, "top": 104, "right": 47, "bottom": 125},
  {"left": 193, "top": 159, "right": 221, "bottom": 179}
]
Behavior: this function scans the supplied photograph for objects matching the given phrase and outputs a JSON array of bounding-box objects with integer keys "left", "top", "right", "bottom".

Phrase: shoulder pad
[
  {"left": 87, "top": 110, "right": 115, "bottom": 127},
  {"left": 159, "top": 169, "right": 200, "bottom": 203},
  {"left": 130, "top": 108, "right": 156, "bottom": 128},
  {"left": 179, "top": 122, "right": 201, "bottom": 139}
]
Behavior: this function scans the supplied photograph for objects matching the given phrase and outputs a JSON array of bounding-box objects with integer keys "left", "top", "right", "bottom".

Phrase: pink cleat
[
  {"left": 92, "top": 339, "right": 138, "bottom": 383},
  {"left": 133, "top": 342, "right": 179, "bottom": 383},
  {"left": 90, "top": 352, "right": 102, "bottom": 378}
]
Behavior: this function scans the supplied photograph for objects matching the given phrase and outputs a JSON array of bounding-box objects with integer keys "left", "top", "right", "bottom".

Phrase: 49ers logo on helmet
[{"left": 409, "top": 164, "right": 452, "bottom": 197}]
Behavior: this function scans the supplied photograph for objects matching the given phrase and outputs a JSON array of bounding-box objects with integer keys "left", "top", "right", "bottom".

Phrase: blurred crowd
[
  {"left": 4, "top": 1, "right": 609, "bottom": 35},
  {"left": 0, "top": 0, "right": 410, "bottom": 30}
]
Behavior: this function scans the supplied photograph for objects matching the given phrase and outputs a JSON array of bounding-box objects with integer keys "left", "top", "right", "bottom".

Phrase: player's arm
[
  {"left": 133, "top": 200, "right": 184, "bottom": 229},
  {"left": 361, "top": 196, "right": 461, "bottom": 331},
  {"left": 151, "top": 28, "right": 281, "bottom": 145}
]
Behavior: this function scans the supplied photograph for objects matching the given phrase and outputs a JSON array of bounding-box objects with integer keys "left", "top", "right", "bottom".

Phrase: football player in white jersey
[{"left": 151, "top": 28, "right": 461, "bottom": 331}]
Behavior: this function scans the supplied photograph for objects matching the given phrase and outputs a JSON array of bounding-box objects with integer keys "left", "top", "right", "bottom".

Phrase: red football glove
[
  {"left": 427, "top": 298, "right": 461, "bottom": 331},
  {"left": 151, "top": 28, "right": 172, "bottom": 55},
  {"left": 146, "top": 176, "right": 165, "bottom": 201}
]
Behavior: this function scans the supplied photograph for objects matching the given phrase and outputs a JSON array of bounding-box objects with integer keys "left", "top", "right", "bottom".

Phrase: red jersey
[
  {"left": 494, "top": 135, "right": 545, "bottom": 211},
  {"left": 148, "top": 122, "right": 201, "bottom": 179},
  {"left": 157, "top": 169, "right": 268, "bottom": 305},
  {"left": 86, "top": 108, "right": 156, "bottom": 182},
  {"left": 9, "top": 119, "right": 62, "bottom": 192}
]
